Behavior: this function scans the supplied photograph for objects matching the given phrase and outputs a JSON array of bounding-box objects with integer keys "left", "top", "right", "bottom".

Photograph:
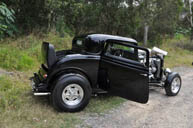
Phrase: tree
[
  {"left": 0, "top": 2, "right": 16, "bottom": 39},
  {"left": 138, "top": 0, "right": 183, "bottom": 45},
  {"left": 139, "top": 0, "right": 157, "bottom": 46}
]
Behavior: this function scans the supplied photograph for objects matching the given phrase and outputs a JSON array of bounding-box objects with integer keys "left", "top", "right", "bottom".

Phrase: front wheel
[
  {"left": 165, "top": 73, "right": 182, "bottom": 96},
  {"left": 51, "top": 74, "right": 91, "bottom": 112}
]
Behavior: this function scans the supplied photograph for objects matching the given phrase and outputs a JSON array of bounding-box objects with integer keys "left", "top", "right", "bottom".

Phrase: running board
[
  {"left": 149, "top": 82, "right": 164, "bottom": 87},
  {"left": 34, "top": 92, "right": 51, "bottom": 96}
]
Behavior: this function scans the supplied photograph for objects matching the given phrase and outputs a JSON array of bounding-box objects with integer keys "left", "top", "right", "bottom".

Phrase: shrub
[{"left": 0, "top": 2, "right": 17, "bottom": 39}]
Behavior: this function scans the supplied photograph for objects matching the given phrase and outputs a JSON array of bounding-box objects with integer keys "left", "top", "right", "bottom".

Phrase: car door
[{"left": 98, "top": 40, "right": 149, "bottom": 103}]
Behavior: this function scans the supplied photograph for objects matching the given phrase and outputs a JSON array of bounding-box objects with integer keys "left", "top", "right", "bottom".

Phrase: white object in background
[{"left": 152, "top": 47, "right": 168, "bottom": 56}]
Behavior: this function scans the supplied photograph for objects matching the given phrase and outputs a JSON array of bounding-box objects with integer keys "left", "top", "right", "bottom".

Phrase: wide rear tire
[{"left": 51, "top": 74, "right": 91, "bottom": 112}]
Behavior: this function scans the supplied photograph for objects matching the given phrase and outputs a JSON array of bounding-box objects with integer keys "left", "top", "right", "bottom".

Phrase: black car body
[{"left": 31, "top": 34, "right": 181, "bottom": 112}]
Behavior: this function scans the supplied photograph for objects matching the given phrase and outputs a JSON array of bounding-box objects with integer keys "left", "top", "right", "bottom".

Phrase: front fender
[{"left": 165, "top": 72, "right": 180, "bottom": 87}]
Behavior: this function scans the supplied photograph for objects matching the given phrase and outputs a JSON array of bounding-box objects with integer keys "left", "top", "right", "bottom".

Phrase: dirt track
[{"left": 79, "top": 67, "right": 193, "bottom": 128}]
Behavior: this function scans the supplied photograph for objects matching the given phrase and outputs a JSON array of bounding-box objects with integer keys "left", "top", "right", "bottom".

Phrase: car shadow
[{"left": 149, "top": 86, "right": 167, "bottom": 96}]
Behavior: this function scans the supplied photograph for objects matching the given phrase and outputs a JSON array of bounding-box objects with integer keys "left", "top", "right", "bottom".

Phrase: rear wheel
[
  {"left": 51, "top": 74, "right": 91, "bottom": 112},
  {"left": 165, "top": 73, "right": 181, "bottom": 96}
]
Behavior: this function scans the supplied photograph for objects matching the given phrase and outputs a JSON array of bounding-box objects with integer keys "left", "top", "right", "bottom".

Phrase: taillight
[{"left": 43, "top": 74, "right": 48, "bottom": 79}]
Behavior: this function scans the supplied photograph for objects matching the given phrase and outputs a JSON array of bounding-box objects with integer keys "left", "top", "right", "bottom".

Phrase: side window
[
  {"left": 105, "top": 42, "right": 138, "bottom": 61},
  {"left": 105, "top": 42, "right": 148, "bottom": 66}
]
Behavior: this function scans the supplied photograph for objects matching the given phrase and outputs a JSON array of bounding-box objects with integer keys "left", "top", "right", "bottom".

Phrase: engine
[
  {"left": 138, "top": 47, "right": 168, "bottom": 82},
  {"left": 148, "top": 47, "right": 167, "bottom": 81},
  {"left": 149, "top": 57, "right": 162, "bottom": 80}
]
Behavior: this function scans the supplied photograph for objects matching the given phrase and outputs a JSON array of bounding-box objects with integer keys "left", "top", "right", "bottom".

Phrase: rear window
[
  {"left": 76, "top": 40, "right": 84, "bottom": 46},
  {"left": 72, "top": 38, "right": 86, "bottom": 53},
  {"left": 72, "top": 38, "right": 102, "bottom": 54}
]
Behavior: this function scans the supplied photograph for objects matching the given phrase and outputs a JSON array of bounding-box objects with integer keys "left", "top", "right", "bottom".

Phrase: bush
[
  {"left": 0, "top": 2, "right": 17, "bottom": 39},
  {"left": 175, "top": 27, "right": 191, "bottom": 36}
]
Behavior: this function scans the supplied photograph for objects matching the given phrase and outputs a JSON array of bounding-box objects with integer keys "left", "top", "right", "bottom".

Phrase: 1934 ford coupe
[{"left": 30, "top": 34, "right": 182, "bottom": 112}]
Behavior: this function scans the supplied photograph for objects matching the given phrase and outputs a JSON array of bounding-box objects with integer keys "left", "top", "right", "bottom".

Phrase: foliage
[
  {"left": 175, "top": 27, "right": 191, "bottom": 36},
  {"left": 139, "top": 0, "right": 183, "bottom": 45},
  {"left": 0, "top": 0, "right": 186, "bottom": 44},
  {"left": 0, "top": 2, "right": 17, "bottom": 39}
]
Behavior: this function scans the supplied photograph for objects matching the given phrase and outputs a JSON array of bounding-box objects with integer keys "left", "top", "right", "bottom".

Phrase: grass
[
  {"left": 0, "top": 47, "right": 36, "bottom": 71},
  {"left": 0, "top": 33, "right": 193, "bottom": 127},
  {"left": 0, "top": 31, "right": 72, "bottom": 71},
  {"left": 161, "top": 35, "right": 193, "bottom": 68}
]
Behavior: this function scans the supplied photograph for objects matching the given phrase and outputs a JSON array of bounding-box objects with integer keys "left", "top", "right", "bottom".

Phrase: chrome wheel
[
  {"left": 171, "top": 77, "right": 181, "bottom": 94},
  {"left": 62, "top": 84, "right": 84, "bottom": 106}
]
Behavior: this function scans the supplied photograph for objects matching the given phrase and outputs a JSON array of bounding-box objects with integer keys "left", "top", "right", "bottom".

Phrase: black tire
[
  {"left": 165, "top": 73, "right": 182, "bottom": 96},
  {"left": 51, "top": 74, "right": 91, "bottom": 112}
]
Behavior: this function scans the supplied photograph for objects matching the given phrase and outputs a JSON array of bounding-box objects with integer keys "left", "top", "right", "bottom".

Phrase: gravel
[{"left": 78, "top": 67, "right": 193, "bottom": 128}]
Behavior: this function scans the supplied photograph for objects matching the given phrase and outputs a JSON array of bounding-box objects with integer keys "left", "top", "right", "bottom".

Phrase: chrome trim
[{"left": 34, "top": 92, "right": 51, "bottom": 96}]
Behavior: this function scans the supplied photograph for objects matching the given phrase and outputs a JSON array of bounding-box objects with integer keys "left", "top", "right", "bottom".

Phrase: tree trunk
[
  {"left": 144, "top": 24, "right": 149, "bottom": 46},
  {"left": 189, "top": 0, "right": 193, "bottom": 27},
  {"left": 190, "top": 27, "right": 193, "bottom": 40},
  {"left": 189, "top": 0, "right": 193, "bottom": 40}
]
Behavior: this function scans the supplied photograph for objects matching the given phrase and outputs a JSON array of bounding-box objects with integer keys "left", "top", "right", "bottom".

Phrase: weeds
[
  {"left": 160, "top": 36, "right": 193, "bottom": 68},
  {"left": 0, "top": 47, "right": 36, "bottom": 71},
  {"left": 0, "top": 31, "right": 72, "bottom": 71},
  {"left": 0, "top": 75, "right": 25, "bottom": 111}
]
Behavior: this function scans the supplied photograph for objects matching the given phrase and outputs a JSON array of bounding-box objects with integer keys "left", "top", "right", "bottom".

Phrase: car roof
[{"left": 75, "top": 34, "right": 137, "bottom": 44}]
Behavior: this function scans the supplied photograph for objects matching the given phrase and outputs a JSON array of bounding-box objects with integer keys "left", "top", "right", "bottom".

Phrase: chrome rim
[
  {"left": 171, "top": 77, "right": 181, "bottom": 93},
  {"left": 62, "top": 84, "right": 84, "bottom": 106}
]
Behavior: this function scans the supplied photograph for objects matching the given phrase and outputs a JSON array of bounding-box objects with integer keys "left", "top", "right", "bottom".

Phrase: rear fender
[{"left": 47, "top": 68, "right": 92, "bottom": 90}]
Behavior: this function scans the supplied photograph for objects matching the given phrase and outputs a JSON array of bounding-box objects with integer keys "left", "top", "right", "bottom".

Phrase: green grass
[
  {"left": 0, "top": 31, "right": 72, "bottom": 71},
  {"left": 0, "top": 33, "right": 193, "bottom": 128},
  {"left": 161, "top": 36, "right": 193, "bottom": 68},
  {"left": 0, "top": 47, "right": 36, "bottom": 71}
]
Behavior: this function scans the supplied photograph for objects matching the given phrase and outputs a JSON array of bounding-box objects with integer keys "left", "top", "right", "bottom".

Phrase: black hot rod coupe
[{"left": 30, "top": 34, "right": 182, "bottom": 112}]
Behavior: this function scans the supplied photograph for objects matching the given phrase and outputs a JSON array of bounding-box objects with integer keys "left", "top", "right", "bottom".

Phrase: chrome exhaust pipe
[{"left": 34, "top": 92, "right": 51, "bottom": 96}]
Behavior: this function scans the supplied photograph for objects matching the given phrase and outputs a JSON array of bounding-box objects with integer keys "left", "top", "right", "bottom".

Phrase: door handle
[{"left": 140, "top": 73, "right": 147, "bottom": 77}]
